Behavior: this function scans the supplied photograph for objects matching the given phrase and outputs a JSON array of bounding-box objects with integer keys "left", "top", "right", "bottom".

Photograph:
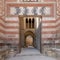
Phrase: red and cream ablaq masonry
[{"left": 4, "top": 2, "right": 57, "bottom": 45}]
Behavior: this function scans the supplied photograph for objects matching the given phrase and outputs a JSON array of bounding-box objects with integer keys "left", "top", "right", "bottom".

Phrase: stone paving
[{"left": 7, "top": 47, "right": 56, "bottom": 60}]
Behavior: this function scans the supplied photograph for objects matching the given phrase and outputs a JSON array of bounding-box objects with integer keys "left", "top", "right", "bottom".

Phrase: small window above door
[{"left": 25, "top": 17, "right": 35, "bottom": 29}]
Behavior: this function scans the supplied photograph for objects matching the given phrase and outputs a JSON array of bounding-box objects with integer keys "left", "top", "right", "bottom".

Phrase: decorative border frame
[
  {"left": 22, "top": 0, "right": 38, "bottom": 2},
  {"left": 6, "top": 3, "right": 55, "bottom": 17}
]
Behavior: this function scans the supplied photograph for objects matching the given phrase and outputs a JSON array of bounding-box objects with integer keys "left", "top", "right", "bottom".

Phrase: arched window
[
  {"left": 26, "top": 18, "right": 28, "bottom": 28},
  {"left": 25, "top": 17, "right": 34, "bottom": 29},
  {"left": 29, "top": 18, "right": 31, "bottom": 28},
  {"left": 32, "top": 18, "right": 34, "bottom": 28}
]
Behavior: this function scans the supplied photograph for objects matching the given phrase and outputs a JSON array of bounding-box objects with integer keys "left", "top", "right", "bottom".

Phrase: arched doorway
[
  {"left": 24, "top": 31, "right": 35, "bottom": 48},
  {"left": 25, "top": 35, "right": 33, "bottom": 47}
]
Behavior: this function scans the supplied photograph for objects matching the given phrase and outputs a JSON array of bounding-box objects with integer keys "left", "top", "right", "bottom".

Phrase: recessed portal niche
[{"left": 19, "top": 16, "right": 42, "bottom": 53}]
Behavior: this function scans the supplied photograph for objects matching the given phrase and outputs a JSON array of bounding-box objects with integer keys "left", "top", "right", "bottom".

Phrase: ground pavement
[{"left": 7, "top": 47, "right": 56, "bottom": 60}]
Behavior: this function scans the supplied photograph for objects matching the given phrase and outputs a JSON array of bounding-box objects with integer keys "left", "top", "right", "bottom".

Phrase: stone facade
[
  {"left": 0, "top": 0, "right": 5, "bottom": 43},
  {"left": 0, "top": 0, "right": 60, "bottom": 52}
]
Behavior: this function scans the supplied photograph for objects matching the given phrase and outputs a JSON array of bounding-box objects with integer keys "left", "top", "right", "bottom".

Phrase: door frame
[{"left": 18, "top": 15, "right": 42, "bottom": 53}]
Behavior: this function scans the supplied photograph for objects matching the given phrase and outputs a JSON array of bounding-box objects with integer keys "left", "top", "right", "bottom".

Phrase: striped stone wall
[
  {"left": 5, "top": 0, "right": 57, "bottom": 45},
  {"left": 0, "top": 17, "right": 5, "bottom": 43},
  {"left": 5, "top": 17, "right": 19, "bottom": 44},
  {"left": 0, "top": 0, "right": 60, "bottom": 53},
  {"left": 56, "top": 0, "right": 60, "bottom": 45},
  {"left": 0, "top": 0, "right": 5, "bottom": 43},
  {"left": 0, "top": 0, "right": 4, "bottom": 16},
  {"left": 42, "top": 17, "right": 56, "bottom": 44}
]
